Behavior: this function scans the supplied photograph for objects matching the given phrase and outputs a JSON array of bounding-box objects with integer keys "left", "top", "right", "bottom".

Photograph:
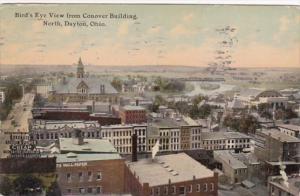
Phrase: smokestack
[
  {"left": 131, "top": 133, "right": 138, "bottom": 162},
  {"left": 72, "top": 129, "right": 84, "bottom": 145},
  {"left": 136, "top": 99, "right": 139, "bottom": 106}
]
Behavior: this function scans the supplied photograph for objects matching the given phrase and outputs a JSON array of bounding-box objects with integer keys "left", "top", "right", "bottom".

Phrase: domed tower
[{"left": 77, "top": 57, "right": 85, "bottom": 78}]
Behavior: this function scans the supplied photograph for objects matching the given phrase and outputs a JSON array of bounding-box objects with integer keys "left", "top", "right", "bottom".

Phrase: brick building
[
  {"left": 119, "top": 105, "right": 147, "bottom": 124},
  {"left": 124, "top": 153, "right": 218, "bottom": 196},
  {"left": 53, "top": 130, "right": 125, "bottom": 195}
]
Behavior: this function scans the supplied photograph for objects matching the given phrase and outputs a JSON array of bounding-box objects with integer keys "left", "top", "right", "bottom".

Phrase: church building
[{"left": 49, "top": 58, "right": 119, "bottom": 103}]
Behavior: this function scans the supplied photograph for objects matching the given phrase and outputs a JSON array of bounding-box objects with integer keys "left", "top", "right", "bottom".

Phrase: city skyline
[{"left": 0, "top": 4, "right": 299, "bottom": 67}]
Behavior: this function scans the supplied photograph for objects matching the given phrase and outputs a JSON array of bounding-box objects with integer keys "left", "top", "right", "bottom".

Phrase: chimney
[
  {"left": 92, "top": 100, "right": 95, "bottom": 113},
  {"left": 100, "top": 84, "right": 105, "bottom": 94},
  {"left": 131, "top": 133, "right": 138, "bottom": 162},
  {"left": 72, "top": 129, "right": 84, "bottom": 145},
  {"left": 136, "top": 99, "right": 139, "bottom": 106}
]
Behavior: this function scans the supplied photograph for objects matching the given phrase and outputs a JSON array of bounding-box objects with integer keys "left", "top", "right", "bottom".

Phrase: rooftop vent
[
  {"left": 171, "top": 171, "right": 179, "bottom": 176},
  {"left": 66, "top": 152, "right": 77, "bottom": 158}
]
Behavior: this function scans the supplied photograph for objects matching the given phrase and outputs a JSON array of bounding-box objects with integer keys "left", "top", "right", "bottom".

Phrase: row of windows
[
  {"left": 150, "top": 183, "right": 215, "bottom": 196},
  {"left": 33, "top": 131, "right": 101, "bottom": 140},
  {"left": 67, "top": 186, "right": 102, "bottom": 195},
  {"left": 234, "top": 169, "right": 247, "bottom": 175},
  {"left": 204, "top": 144, "right": 250, "bottom": 150},
  {"left": 203, "top": 139, "right": 250, "bottom": 145},
  {"left": 65, "top": 171, "right": 102, "bottom": 183}
]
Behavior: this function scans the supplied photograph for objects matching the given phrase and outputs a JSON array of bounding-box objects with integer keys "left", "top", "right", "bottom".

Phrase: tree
[
  {"left": 258, "top": 103, "right": 272, "bottom": 119},
  {"left": 0, "top": 176, "right": 13, "bottom": 196},
  {"left": 223, "top": 114, "right": 260, "bottom": 134},
  {"left": 111, "top": 77, "right": 122, "bottom": 92},
  {"left": 275, "top": 108, "right": 297, "bottom": 120},
  {"left": 13, "top": 174, "right": 43, "bottom": 195}
]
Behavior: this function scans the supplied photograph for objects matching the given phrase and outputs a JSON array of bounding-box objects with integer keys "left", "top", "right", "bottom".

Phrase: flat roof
[
  {"left": 54, "top": 153, "right": 122, "bottom": 163},
  {"left": 214, "top": 150, "right": 247, "bottom": 169},
  {"left": 261, "top": 129, "right": 300, "bottom": 143},
  {"left": 126, "top": 153, "right": 214, "bottom": 187},
  {"left": 269, "top": 176, "right": 300, "bottom": 196},
  {"left": 276, "top": 123, "right": 300, "bottom": 131},
  {"left": 59, "top": 138, "right": 118, "bottom": 153},
  {"left": 201, "top": 132, "right": 251, "bottom": 140},
  {"left": 122, "top": 105, "right": 145, "bottom": 111}
]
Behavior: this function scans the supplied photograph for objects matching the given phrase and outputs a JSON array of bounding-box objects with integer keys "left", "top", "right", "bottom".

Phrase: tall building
[{"left": 49, "top": 58, "right": 119, "bottom": 103}]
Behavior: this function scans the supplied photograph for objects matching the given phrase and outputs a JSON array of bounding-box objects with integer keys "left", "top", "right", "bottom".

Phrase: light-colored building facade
[
  {"left": 276, "top": 123, "right": 300, "bottom": 138},
  {"left": 201, "top": 132, "right": 251, "bottom": 151},
  {"left": 214, "top": 150, "right": 248, "bottom": 184},
  {"left": 0, "top": 90, "right": 5, "bottom": 103},
  {"left": 29, "top": 120, "right": 101, "bottom": 145},
  {"left": 101, "top": 124, "right": 147, "bottom": 154}
]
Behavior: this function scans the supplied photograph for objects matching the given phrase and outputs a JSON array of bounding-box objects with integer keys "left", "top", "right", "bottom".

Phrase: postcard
[{"left": 0, "top": 3, "right": 299, "bottom": 196}]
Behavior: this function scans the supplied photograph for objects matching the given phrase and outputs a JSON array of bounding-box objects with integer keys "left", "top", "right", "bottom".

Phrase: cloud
[
  {"left": 183, "top": 13, "right": 194, "bottom": 23},
  {"left": 148, "top": 26, "right": 161, "bottom": 34},
  {"left": 117, "top": 21, "right": 129, "bottom": 37},
  {"left": 234, "top": 42, "right": 299, "bottom": 67},
  {"left": 170, "top": 24, "right": 196, "bottom": 37},
  {"left": 273, "top": 16, "right": 291, "bottom": 41}
]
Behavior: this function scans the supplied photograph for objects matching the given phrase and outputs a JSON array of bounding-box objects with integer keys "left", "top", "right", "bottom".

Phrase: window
[
  {"left": 150, "top": 188, "right": 154, "bottom": 196},
  {"left": 210, "top": 183, "right": 214, "bottom": 191},
  {"left": 96, "top": 171, "right": 102, "bottom": 180},
  {"left": 79, "top": 188, "right": 85, "bottom": 194},
  {"left": 155, "top": 187, "right": 160, "bottom": 195},
  {"left": 204, "top": 183, "right": 208, "bottom": 192},
  {"left": 67, "top": 173, "right": 71, "bottom": 183},
  {"left": 171, "top": 186, "right": 176, "bottom": 195},
  {"left": 88, "top": 171, "right": 92, "bottom": 181},
  {"left": 67, "top": 189, "right": 71, "bottom": 194},
  {"left": 187, "top": 185, "right": 192, "bottom": 193},
  {"left": 179, "top": 186, "right": 185, "bottom": 195},
  {"left": 196, "top": 184, "right": 200, "bottom": 192},
  {"left": 87, "top": 187, "right": 92, "bottom": 194},
  {"left": 96, "top": 187, "right": 102, "bottom": 194},
  {"left": 79, "top": 172, "right": 83, "bottom": 182},
  {"left": 164, "top": 186, "right": 168, "bottom": 195}
]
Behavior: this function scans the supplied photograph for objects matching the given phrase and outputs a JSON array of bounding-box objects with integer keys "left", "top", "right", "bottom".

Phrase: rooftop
[
  {"left": 261, "top": 129, "right": 300, "bottom": 143},
  {"left": 269, "top": 175, "right": 300, "bottom": 196},
  {"left": 214, "top": 150, "right": 247, "bottom": 169},
  {"left": 201, "top": 131, "right": 251, "bottom": 140},
  {"left": 122, "top": 105, "right": 146, "bottom": 111},
  {"left": 53, "top": 152, "right": 122, "bottom": 163},
  {"left": 126, "top": 153, "right": 214, "bottom": 187},
  {"left": 276, "top": 123, "right": 300, "bottom": 131},
  {"left": 59, "top": 138, "right": 118, "bottom": 153},
  {"left": 31, "top": 120, "right": 100, "bottom": 130}
]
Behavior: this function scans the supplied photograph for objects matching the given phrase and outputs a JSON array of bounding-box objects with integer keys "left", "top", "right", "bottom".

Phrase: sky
[{"left": 0, "top": 4, "right": 299, "bottom": 67}]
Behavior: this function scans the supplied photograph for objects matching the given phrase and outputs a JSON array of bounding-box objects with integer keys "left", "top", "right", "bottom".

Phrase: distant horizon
[{"left": 1, "top": 63, "right": 300, "bottom": 69}]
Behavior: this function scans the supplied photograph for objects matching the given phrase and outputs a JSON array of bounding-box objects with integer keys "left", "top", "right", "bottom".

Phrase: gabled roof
[{"left": 53, "top": 77, "right": 118, "bottom": 94}]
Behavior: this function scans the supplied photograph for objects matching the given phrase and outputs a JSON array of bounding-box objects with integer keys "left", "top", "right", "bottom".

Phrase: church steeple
[{"left": 77, "top": 57, "right": 85, "bottom": 78}]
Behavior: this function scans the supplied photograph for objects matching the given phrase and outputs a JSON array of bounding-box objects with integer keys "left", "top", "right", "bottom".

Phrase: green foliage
[
  {"left": 275, "top": 107, "right": 298, "bottom": 120},
  {"left": 13, "top": 174, "right": 43, "bottom": 195},
  {"left": 192, "top": 95, "right": 205, "bottom": 105},
  {"left": 257, "top": 103, "right": 272, "bottom": 119},
  {"left": 0, "top": 176, "right": 13, "bottom": 196},
  {"left": 223, "top": 114, "right": 260, "bottom": 134},
  {"left": 111, "top": 77, "right": 122, "bottom": 92},
  {"left": 154, "top": 77, "right": 185, "bottom": 92},
  {"left": 149, "top": 95, "right": 167, "bottom": 112},
  {"left": 0, "top": 81, "right": 22, "bottom": 120}
]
